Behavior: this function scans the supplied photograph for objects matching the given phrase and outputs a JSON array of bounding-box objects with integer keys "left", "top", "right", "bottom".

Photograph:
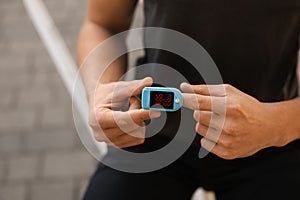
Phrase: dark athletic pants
[{"left": 84, "top": 139, "right": 300, "bottom": 200}]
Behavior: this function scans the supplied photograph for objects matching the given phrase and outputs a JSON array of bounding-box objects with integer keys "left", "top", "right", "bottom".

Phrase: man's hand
[
  {"left": 89, "top": 77, "right": 160, "bottom": 148},
  {"left": 181, "top": 83, "right": 289, "bottom": 160}
]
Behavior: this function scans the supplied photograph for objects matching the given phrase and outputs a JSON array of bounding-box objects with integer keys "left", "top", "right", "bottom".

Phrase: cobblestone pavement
[{"left": 0, "top": 0, "right": 98, "bottom": 200}]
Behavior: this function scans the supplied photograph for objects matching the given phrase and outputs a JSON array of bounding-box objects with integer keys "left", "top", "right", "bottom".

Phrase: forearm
[
  {"left": 266, "top": 97, "right": 300, "bottom": 146},
  {"left": 77, "top": 21, "right": 127, "bottom": 101},
  {"left": 273, "top": 37, "right": 300, "bottom": 142}
]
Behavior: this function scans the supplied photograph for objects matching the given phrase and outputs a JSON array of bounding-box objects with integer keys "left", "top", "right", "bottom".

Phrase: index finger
[
  {"left": 98, "top": 109, "right": 160, "bottom": 129},
  {"left": 182, "top": 93, "right": 212, "bottom": 111},
  {"left": 114, "top": 77, "right": 153, "bottom": 99},
  {"left": 182, "top": 93, "right": 226, "bottom": 114},
  {"left": 180, "top": 83, "right": 227, "bottom": 97}
]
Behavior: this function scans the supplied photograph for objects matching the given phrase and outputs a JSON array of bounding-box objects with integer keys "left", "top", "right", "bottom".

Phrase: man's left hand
[{"left": 181, "top": 83, "right": 288, "bottom": 160}]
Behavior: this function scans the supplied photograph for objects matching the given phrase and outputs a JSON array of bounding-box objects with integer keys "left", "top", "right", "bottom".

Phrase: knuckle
[
  {"left": 200, "top": 138, "right": 205, "bottom": 146},
  {"left": 220, "top": 150, "right": 236, "bottom": 160},
  {"left": 224, "top": 84, "right": 232, "bottom": 91},
  {"left": 197, "top": 96, "right": 204, "bottom": 107},
  {"left": 138, "top": 139, "right": 145, "bottom": 145},
  {"left": 195, "top": 123, "right": 203, "bottom": 135},
  {"left": 88, "top": 112, "right": 98, "bottom": 127},
  {"left": 89, "top": 119, "right": 102, "bottom": 131},
  {"left": 88, "top": 118, "right": 97, "bottom": 129},
  {"left": 193, "top": 111, "right": 200, "bottom": 121},
  {"left": 116, "top": 118, "right": 128, "bottom": 128},
  {"left": 97, "top": 119, "right": 106, "bottom": 129},
  {"left": 195, "top": 123, "right": 199, "bottom": 133},
  {"left": 223, "top": 124, "right": 237, "bottom": 135},
  {"left": 94, "top": 133, "right": 105, "bottom": 142},
  {"left": 235, "top": 136, "right": 242, "bottom": 144},
  {"left": 220, "top": 139, "right": 234, "bottom": 149},
  {"left": 196, "top": 123, "right": 206, "bottom": 134},
  {"left": 95, "top": 112, "right": 107, "bottom": 128},
  {"left": 230, "top": 103, "right": 242, "bottom": 113},
  {"left": 198, "top": 85, "right": 206, "bottom": 93}
]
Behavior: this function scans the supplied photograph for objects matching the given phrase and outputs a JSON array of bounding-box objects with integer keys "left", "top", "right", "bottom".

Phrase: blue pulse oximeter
[{"left": 141, "top": 87, "right": 183, "bottom": 112}]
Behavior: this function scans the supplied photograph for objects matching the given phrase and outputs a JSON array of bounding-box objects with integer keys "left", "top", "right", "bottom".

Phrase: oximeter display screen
[{"left": 150, "top": 91, "right": 174, "bottom": 109}]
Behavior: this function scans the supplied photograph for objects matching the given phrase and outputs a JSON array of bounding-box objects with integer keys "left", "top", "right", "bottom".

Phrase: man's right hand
[{"left": 88, "top": 77, "right": 161, "bottom": 148}]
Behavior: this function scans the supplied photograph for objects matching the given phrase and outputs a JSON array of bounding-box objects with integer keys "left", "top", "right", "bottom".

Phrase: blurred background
[
  {"left": 0, "top": 0, "right": 159, "bottom": 200},
  {"left": 0, "top": 0, "right": 96, "bottom": 199},
  {"left": 3, "top": 0, "right": 298, "bottom": 200}
]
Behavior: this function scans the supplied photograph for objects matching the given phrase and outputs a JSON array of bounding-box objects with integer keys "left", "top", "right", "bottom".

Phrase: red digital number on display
[
  {"left": 150, "top": 91, "right": 174, "bottom": 109},
  {"left": 155, "top": 94, "right": 172, "bottom": 107}
]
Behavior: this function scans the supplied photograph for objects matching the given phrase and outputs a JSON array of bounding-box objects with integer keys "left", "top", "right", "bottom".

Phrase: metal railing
[{"left": 23, "top": 0, "right": 107, "bottom": 156}]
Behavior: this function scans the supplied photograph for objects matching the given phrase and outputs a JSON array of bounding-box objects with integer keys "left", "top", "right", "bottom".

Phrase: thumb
[
  {"left": 114, "top": 77, "right": 153, "bottom": 98},
  {"left": 128, "top": 109, "right": 161, "bottom": 126}
]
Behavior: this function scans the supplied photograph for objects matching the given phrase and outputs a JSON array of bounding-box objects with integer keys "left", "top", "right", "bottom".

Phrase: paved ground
[
  {"left": 0, "top": 1, "right": 152, "bottom": 200},
  {"left": 0, "top": 0, "right": 97, "bottom": 199}
]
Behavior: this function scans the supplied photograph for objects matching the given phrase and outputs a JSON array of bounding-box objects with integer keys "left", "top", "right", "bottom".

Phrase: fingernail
[
  {"left": 180, "top": 82, "right": 188, "bottom": 87},
  {"left": 180, "top": 82, "right": 190, "bottom": 90},
  {"left": 143, "top": 77, "right": 153, "bottom": 83}
]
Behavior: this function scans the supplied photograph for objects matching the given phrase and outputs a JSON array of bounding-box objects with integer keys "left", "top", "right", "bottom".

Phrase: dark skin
[
  {"left": 77, "top": 0, "right": 160, "bottom": 148},
  {"left": 78, "top": 0, "right": 300, "bottom": 159}
]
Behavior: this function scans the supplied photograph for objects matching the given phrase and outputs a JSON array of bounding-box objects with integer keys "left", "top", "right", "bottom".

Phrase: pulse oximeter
[{"left": 141, "top": 87, "right": 183, "bottom": 112}]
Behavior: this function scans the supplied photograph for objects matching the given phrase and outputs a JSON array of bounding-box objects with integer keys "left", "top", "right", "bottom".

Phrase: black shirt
[
  {"left": 102, "top": 1, "right": 300, "bottom": 187},
  {"left": 102, "top": 1, "right": 300, "bottom": 182},
  {"left": 134, "top": 1, "right": 300, "bottom": 158},
  {"left": 142, "top": 0, "right": 300, "bottom": 101}
]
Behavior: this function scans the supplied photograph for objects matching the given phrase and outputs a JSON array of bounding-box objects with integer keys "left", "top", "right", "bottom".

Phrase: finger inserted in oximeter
[{"left": 141, "top": 87, "right": 183, "bottom": 112}]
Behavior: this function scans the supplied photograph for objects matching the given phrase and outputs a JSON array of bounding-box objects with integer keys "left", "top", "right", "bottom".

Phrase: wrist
[{"left": 263, "top": 102, "right": 295, "bottom": 147}]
